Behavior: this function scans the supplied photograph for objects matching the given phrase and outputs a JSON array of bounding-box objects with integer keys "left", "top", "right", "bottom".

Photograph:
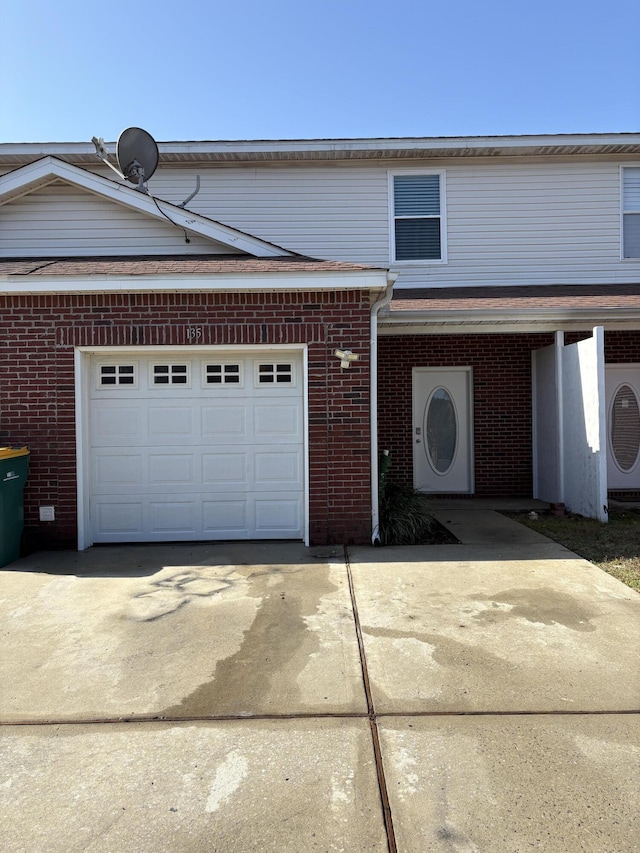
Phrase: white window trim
[
  {"left": 620, "top": 164, "right": 640, "bottom": 261},
  {"left": 388, "top": 168, "right": 447, "bottom": 265}
]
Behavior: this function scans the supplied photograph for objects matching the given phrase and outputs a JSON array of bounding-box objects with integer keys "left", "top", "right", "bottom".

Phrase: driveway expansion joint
[
  {"left": 344, "top": 545, "right": 397, "bottom": 853},
  {"left": 2, "top": 709, "right": 639, "bottom": 728}
]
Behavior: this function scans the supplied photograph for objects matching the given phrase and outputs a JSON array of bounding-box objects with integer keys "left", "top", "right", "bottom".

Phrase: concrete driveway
[{"left": 1, "top": 513, "right": 639, "bottom": 852}]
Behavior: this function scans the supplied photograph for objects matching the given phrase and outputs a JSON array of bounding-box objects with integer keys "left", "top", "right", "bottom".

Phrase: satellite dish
[{"left": 116, "top": 127, "right": 159, "bottom": 191}]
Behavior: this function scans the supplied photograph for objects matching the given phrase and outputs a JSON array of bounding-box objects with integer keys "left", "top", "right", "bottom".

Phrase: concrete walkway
[{"left": 1, "top": 512, "right": 639, "bottom": 852}]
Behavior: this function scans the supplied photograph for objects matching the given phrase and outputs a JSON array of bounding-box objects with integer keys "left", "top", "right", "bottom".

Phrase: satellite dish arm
[{"left": 91, "top": 137, "right": 125, "bottom": 180}]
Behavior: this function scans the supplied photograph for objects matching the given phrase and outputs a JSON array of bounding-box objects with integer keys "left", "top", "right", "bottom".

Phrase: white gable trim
[{"left": 0, "top": 157, "right": 294, "bottom": 258}]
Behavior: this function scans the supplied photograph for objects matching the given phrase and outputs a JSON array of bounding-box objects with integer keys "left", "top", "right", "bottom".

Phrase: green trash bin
[{"left": 0, "top": 446, "right": 30, "bottom": 568}]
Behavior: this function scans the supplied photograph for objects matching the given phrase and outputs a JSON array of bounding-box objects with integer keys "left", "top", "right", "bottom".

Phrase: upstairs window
[
  {"left": 623, "top": 167, "right": 640, "bottom": 258},
  {"left": 391, "top": 172, "right": 445, "bottom": 262}
]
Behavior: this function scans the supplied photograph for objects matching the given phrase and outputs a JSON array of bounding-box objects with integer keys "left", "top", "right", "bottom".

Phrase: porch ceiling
[{"left": 380, "top": 284, "right": 640, "bottom": 334}]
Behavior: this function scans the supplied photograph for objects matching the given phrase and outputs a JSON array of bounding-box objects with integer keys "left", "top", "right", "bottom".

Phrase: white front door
[
  {"left": 606, "top": 365, "right": 640, "bottom": 490},
  {"left": 412, "top": 367, "right": 473, "bottom": 493}
]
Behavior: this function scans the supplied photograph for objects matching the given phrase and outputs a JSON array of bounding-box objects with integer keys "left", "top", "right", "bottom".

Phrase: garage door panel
[
  {"left": 254, "top": 498, "right": 302, "bottom": 534},
  {"left": 94, "top": 501, "right": 144, "bottom": 535},
  {"left": 254, "top": 404, "right": 302, "bottom": 439},
  {"left": 91, "top": 403, "right": 141, "bottom": 442},
  {"left": 148, "top": 454, "right": 195, "bottom": 485},
  {"left": 202, "top": 453, "right": 248, "bottom": 486},
  {"left": 201, "top": 406, "right": 248, "bottom": 439},
  {"left": 148, "top": 407, "right": 195, "bottom": 439},
  {"left": 254, "top": 451, "right": 302, "bottom": 486},
  {"left": 202, "top": 499, "right": 247, "bottom": 534},
  {"left": 93, "top": 454, "right": 143, "bottom": 489},
  {"left": 149, "top": 501, "right": 198, "bottom": 533},
  {"left": 90, "top": 353, "right": 304, "bottom": 543}
]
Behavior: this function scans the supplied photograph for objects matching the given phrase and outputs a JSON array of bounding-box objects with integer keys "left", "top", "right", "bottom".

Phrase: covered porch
[{"left": 377, "top": 285, "right": 640, "bottom": 521}]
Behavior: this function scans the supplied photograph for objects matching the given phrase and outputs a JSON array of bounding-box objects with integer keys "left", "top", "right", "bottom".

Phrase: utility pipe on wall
[{"left": 370, "top": 273, "right": 398, "bottom": 544}]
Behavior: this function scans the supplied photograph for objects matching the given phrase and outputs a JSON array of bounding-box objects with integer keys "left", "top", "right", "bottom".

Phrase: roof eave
[
  {"left": 0, "top": 268, "right": 390, "bottom": 295},
  {"left": 379, "top": 307, "right": 640, "bottom": 335},
  {"left": 2, "top": 133, "right": 640, "bottom": 166}
]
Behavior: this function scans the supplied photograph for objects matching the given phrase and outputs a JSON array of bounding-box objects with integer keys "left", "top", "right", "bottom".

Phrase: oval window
[
  {"left": 610, "top": 384, "right": 640, "bottom": 472},
  {"left": 425, "top": 387, "right": 457, "bottom": 474}
]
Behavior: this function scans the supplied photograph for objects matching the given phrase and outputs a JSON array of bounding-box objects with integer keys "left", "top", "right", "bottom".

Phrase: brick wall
[
  {"left": 603, "top": 330, "right": 640, "bottom": 362},
  {"left": 0, "top": 290, "right": 373, "bottom": 549}
]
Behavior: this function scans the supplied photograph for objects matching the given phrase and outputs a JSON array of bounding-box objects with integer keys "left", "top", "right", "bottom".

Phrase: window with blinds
[
  {"left": 623, "top": 168, "right": 640, "bottom": 259},
  {"left": 391, "top": 172, "right": 444, "bottom": 262}
]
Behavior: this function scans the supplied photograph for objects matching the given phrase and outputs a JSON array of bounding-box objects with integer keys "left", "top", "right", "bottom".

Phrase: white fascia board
[
  {"left": 0, "top": 157, "right": 63, "bottom": 203},
  {"left": 0, "top": 157, "right": 293, "bottom": 258},
  {"left": 0, "top": 270, "right": 390, "bottom": 295},
  {"left": 159, "top": 134, "right": 640, "bottom": 156}
]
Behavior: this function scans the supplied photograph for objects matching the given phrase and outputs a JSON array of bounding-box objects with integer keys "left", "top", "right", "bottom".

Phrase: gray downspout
[{"left": 370, "top": 273, "right": 398, "bottom": 544}]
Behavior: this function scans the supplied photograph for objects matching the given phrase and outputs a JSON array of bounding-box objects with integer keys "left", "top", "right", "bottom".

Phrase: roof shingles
[
  {"left": 390, "top": 284, "right": 640, "bottom": 313},
  {"left": 0, "top": 255, "right": 382, "bottom": 278}
]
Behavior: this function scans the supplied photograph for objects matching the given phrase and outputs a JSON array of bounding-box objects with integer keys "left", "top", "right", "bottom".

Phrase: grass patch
[{"left": 512, "top": 510, "right": 640, "bottom": 593}]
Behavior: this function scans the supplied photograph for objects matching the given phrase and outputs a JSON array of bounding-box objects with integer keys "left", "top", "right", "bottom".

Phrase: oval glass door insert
[
  {"left": 425, "top": 387, "right": 457, "bottom": 474},
  {"left": 610, "top": 384, "right": 640, "bottom": 472}
]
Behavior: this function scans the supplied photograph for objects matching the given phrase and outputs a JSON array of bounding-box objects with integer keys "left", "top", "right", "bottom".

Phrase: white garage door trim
[{"left": 75, "top": 345, "right": 309, "bottom": 549}]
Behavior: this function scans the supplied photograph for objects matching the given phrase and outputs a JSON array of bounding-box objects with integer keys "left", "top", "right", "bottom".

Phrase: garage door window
[
  {"left": 99, "top": 364, "right": 136, "bottom": 387},
  {"left": 258, "top": 363, "right": 293, "bottom": 384},
  {"left": 205, "top": 364, "right": 242, "bottom": 385},
  {"left": 153, "top": 364, "right": 189, "bottom": 386}
]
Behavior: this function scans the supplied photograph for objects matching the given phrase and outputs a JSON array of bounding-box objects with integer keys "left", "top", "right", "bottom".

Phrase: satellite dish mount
[{"left": 91, "top": 126, "right": 159, "bottom": 194}]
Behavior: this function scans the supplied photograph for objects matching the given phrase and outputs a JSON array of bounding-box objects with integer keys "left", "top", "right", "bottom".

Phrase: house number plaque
[{"left": 187, "top": 326, "right": 203, "bottom": 342}]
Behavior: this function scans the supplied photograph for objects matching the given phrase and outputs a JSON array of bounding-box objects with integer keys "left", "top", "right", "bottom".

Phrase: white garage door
[{"left": 89, "top": 352, "right": 304, "bottom": 542}]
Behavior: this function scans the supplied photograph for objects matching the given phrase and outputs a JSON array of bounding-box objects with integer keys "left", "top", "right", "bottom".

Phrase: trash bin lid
[{"left": 0, "top": 446, "right": 29, "bottom": 460}]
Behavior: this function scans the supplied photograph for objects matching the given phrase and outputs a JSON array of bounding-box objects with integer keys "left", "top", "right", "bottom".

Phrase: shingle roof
[
  {"left": 390, "top": 284, "right": 640, "bottom": 313},
  {"left": 0, "top": 255, "right": 383, "bottom": 278}
]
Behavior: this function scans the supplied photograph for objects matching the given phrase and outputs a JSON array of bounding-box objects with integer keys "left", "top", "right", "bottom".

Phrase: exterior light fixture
[{"left": 334, "top": 349, "right": 359, "bottom": 369}]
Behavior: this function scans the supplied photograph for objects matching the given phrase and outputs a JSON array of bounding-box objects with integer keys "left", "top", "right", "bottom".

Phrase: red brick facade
[
  {"left": 3, "top": 292, "right": 639, "bottom": 551},
  {"left": 378, "top": 331, "right": 640, "bottom": 497},
  {"left": 0, "top": 289, "right": 373, "bottom": 549}
]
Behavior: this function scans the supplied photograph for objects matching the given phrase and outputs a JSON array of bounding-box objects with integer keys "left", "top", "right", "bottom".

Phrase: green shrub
[{"left": 379, "top": 483, "right": 438, "bottom": 545}]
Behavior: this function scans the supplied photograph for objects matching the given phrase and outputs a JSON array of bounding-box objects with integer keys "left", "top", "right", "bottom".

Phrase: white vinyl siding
[
  {"left": 395, "top": 162, "right": 640, "bottom": 287},
  {"left": 390, "top": 172, "right": 444, "bottom": 262},
  {"left": 147, "top": 165, "right": 391, "bottom": 265},
  {"left": 622, "top": 167, "right": 640, "bottom": 258},
  {"left": 145, "top": 161, "right": 640, "bottom": 287},
  {"left": 5, "top": 160, "right": 640, "bottom": 287},
  {"left": 0, "top": 182, "right": 237, "bottom": 257}
]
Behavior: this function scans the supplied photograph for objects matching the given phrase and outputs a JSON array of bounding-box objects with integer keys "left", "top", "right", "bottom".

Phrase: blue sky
[{"left": 1, "top": 0, "right": 639, "bottom": 143}]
